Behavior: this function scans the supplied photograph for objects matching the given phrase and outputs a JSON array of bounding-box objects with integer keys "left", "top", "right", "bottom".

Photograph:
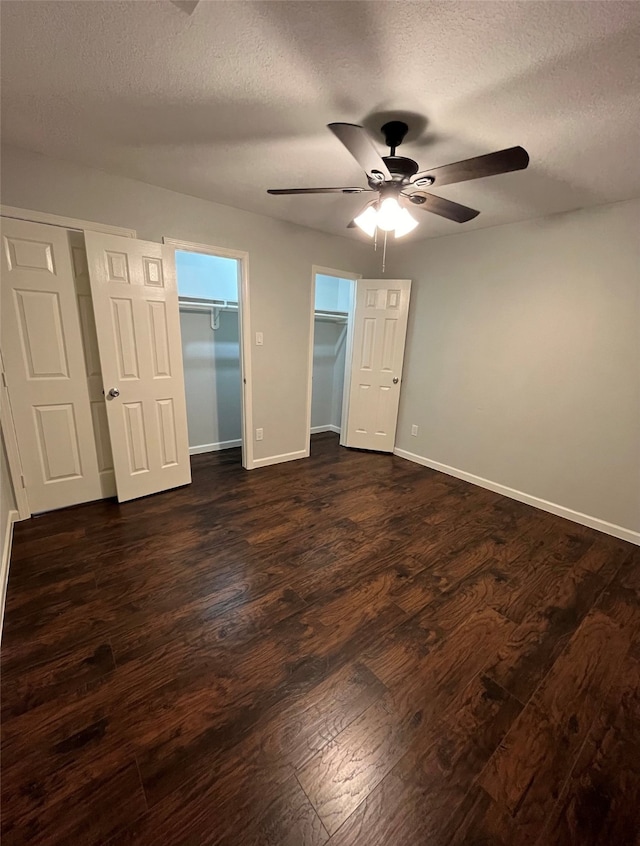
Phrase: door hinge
[
  {"left": 21, "top": 474, "right": 26, "bottom": 488},
  {"left": 1, "top": 371, "right": 7, "bottom": 388}
]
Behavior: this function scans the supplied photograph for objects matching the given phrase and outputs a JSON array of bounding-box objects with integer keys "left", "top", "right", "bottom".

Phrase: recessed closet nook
[
  {"left": 310, "top": 273, "right": 355, "bottom": 437},
  {"left": 176, "top": 250, "right": 242, "bottom": 459}
]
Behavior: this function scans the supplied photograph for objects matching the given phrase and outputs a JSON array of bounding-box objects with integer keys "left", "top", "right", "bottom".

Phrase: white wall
[
  {"left": 180, "top": 309, "right": 242, "bottom": 452},
  {"left": 1, "top": 145, "right": 372, "bottom": 465},
  {"left": 389, "top": 198, "right": 640, "bottom": 537}
]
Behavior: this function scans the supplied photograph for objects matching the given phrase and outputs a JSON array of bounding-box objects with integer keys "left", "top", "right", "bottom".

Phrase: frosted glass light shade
[
  {"left": 394, "top": 208, "right": 419, "bottom": 238},
  {"left": 376, "top": 197, "right": 402, "bottom": 231},
  {"left": 354, "top": 205, "right": 378, "bottom": 237},
  {"left": 353, "top": 199, "right": 419, "bottom": 239}
]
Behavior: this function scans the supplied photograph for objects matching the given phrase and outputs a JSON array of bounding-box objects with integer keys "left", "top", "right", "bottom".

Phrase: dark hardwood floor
[{"left": 2, "top": 433, "right": 639, "bottom": 845}]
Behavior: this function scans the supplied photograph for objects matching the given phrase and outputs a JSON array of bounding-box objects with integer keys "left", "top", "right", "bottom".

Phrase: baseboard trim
[
  {"left": 189, "top": 439, "right": 242, "bottom": 455},
  {"left": 1, "top": 509, "right": 19, "bottom": 641},
  {"left": 393, "top": 448, "right": 640, "bottom": 546},
  {"left": 251, "top": 449, "right": 309, "bottom": 469},
  {"left": 310, "top": 425, "right": 341, "bottom": 434}
]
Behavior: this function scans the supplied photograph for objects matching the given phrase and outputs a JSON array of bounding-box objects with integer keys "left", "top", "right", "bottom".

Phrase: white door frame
[
  {"left": 307, "top": 266, "right": 360, "bottom": 451},
  {"left": 163, "top": 238, "right": 253, "bottom": 470},
  {"left": 1, "top": 206, "right": 136, "bottom": 238},
  {"left": 0, "top": 207, "right": 138, "bottom": 517}
]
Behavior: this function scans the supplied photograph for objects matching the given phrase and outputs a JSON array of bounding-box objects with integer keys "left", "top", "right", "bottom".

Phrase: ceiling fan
[{"left": 268, "top": 121, "right": 529, "bottom": 238}]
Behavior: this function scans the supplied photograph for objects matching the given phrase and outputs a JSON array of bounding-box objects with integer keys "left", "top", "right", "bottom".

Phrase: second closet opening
[{"left": 176, "top": 249, "right": 243, "bottom": 463}]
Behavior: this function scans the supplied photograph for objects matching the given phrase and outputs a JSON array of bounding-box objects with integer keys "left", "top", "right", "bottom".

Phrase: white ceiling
[{"left": 1, "top": 1, "right": 639, "bottom": 241}]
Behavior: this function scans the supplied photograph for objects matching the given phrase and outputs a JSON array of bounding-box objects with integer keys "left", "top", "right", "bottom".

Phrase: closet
[
  {"left": 310, "top": 274, "right": 354, "bottom": 435},
  {"left": 1, "top": 214, "right": 192, "bottom": 513},
  {"left": 176, "top": 250, "right": 242, "bottom": 456}
]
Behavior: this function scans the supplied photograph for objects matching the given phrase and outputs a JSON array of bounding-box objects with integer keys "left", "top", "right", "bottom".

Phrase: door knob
[
  {"left": 393, "top": 377, "right": 399, "bottom": 384},
  {"left": 108, "top": 387, "right": 120, "bottom": 398}
]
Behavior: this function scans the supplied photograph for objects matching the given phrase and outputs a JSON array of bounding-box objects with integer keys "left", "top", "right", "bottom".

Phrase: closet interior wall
[
  {"left": 176, "top": 250, "right": 242, "bottom": 455},
  {"left": 311, "top": 274, "right": 353, "bottom": 435}
]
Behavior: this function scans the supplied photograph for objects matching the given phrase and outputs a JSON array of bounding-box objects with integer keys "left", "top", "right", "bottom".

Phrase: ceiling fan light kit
[{"left": 267, "top": 119, "right": 529, "bottom": 260}]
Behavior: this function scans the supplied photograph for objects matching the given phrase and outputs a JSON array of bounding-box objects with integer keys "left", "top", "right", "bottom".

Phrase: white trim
[
  {"left": 312, "top": 266, "right": 362, "bottom": 282},
  {"left": 0, "top": 205, "right": 137, "bottom": 238},
  {"left": 0, "top": 350, "right": 30, "bottom": 520},
  {"left": 162, "top": 238, "right": 253, "bottom": 470},
  {"left": 308, "top": 266, "right": 360, "bottom": 456},
  {"left": 310, "top": 425, "right": 341, "bottom": 434},
  {"left": 394, "top": 448, "right": 640, "bottom": 546},
  {"left": 251, "top": 449, "right": 309, "bottom": 469},
  {"left": 189, "top": 439, "right": 242, "bottom": 455},
  {"left": 339, "top": 280, "right": 357, "bottom": 448},
  {"left": 1, "top": 509, "right": 19, "bottom": 641}
]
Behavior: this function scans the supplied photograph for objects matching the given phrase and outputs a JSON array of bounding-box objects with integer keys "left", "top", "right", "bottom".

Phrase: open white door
[
  {"left": 84, "top": 232, "right": 191, "bottom": 502},
  {"left": 342, "top": 278, "right": 411, "bottom": 453},
  {"left": 0, "top": 218, "right": 105, "bottom": 513}
]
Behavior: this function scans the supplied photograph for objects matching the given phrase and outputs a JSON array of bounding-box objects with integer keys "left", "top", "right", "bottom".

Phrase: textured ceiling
[{"left": 1, "top": 0, "right": 640, "bottom": 241}]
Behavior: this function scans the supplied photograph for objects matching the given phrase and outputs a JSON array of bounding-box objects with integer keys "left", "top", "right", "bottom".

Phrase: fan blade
[
  {"left": 412, "top": 146, "right": 529, "bottom": 187},
  {"left": 328, "top": 123, "right": 392, "bottom": 181},
  {"left": 405, "top": 192, "right": 480, "bottom": 223},
  {"left": 267, "top": 187, "right": 371, "bottom": 195},
  {"left": 347, "top": 220, "right": 357, "bottom": 229}
]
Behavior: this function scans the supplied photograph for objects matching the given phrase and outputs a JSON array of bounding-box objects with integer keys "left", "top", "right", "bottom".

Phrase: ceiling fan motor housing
[{"left": 378, "top": 121, "right": 420, "bottom": 184}]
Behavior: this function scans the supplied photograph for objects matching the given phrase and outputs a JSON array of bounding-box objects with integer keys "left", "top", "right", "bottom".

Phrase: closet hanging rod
[
  {"left": 314, "top": 310, "right": 349, "bottom": 323},
  {"left": 179, "top": 296, "right": 239, "bottom": 308},
  {"left": 178, "top": 298, "right": 239, "bottom": 331},
  {"left": 179, "top": 303, "right": 239, "bottom": 312}
]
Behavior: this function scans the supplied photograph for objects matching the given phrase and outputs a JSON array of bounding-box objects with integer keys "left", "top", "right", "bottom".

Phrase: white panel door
[
  {"left": 84, "top": 232, "right": 191, "bottom": 502},
  {"left": 0, "top": 218, "right": 104, "bottom": 512},
  {"left": 342, "top": 278, "right": 411, "bottom": 452}
]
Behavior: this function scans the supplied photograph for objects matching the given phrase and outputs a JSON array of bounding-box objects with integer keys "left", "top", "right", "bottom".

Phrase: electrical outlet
[
  {"left": 255, "top": 331, "right": 264, "bottom": 346},
  {"left": 411, "top": 424, "right": 419, "bottom": 437},
  {"left": 255, "top": 427, "right": 263, "bottom": 441}
]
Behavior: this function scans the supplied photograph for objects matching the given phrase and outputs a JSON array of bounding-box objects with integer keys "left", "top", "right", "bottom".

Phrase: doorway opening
[
  {"left": 308, "top": 269, "right": 357, "bottom": 450},
  {"left": 175, "top": 248, "right": 246, "bottom": 466}
]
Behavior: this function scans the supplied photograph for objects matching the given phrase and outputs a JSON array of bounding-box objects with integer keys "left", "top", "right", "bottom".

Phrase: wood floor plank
[
  {"left": 537, "top": 655, "right": 640, "bottom": 845},
  {"left": 326, "top": 672, "right": 522, "bottom": 846},
  {"left": 2, "top": 759, "right": 146, "bottom": 846},
  {"left": 485, "top": 566, "right": 609, "bottom": 703},
  {"left": 297, "top": 692, "right": 421, "bottom": 835},
  {"left": 1, "top": 635, "right": 115, "bottom": 720},
  {"left": 479, "top": 609, "right": 629, "bottom": 839},
  {"left": 2, "top": 433, "right": 637, "bottom": 846},
  {"left": 440, "top": 784, "right": 525, "bottom": 846}
]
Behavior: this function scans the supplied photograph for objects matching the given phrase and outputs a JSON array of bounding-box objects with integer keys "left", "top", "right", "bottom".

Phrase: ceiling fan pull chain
[{"left": 382, "top": 230, "right": 388, "bottom": 273}]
